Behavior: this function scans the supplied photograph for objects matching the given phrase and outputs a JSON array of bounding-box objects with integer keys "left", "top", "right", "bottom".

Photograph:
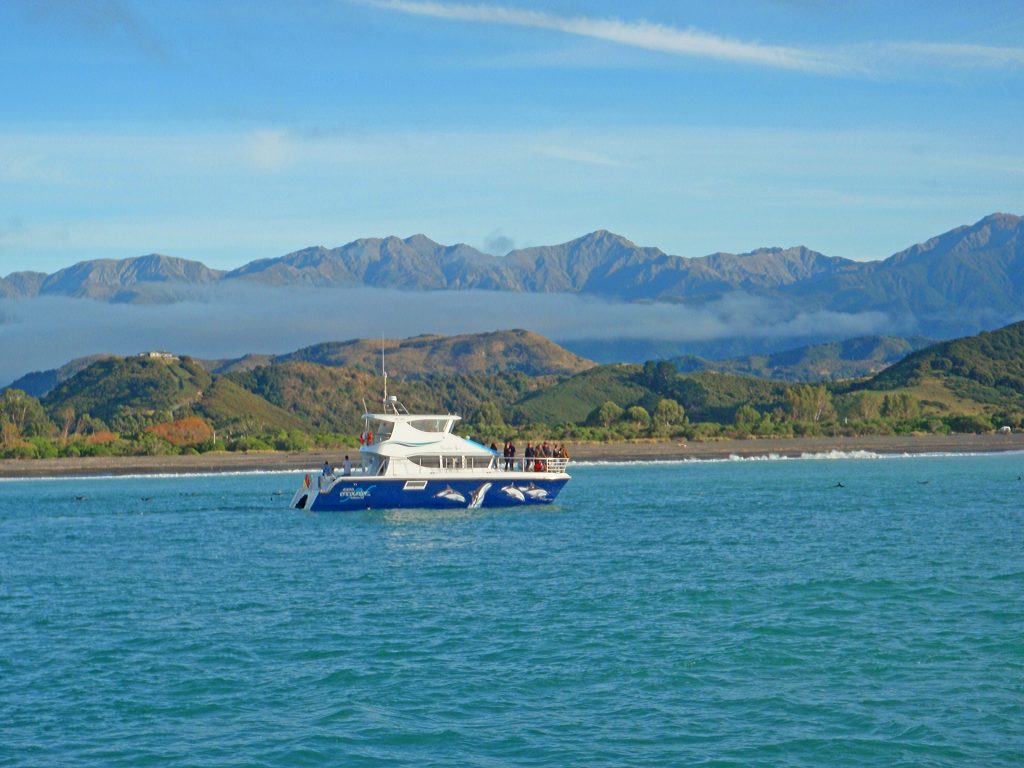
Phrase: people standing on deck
[
  {"left": 524, "top": 442, "right": 535, "bottom": 470},
  {"left": 319, "top": 460, "right": 333, "bottom": 489},
  {"left": 342, "top": 455, "right": 352, "bottom": 476}
]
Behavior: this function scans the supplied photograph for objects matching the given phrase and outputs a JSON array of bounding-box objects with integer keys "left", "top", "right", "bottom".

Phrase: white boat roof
[{"left": 362, "top": 412, "right": 462, "bottom": 424}]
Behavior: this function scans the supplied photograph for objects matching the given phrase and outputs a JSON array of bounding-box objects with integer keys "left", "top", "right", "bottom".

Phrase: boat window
[
  {"left": 408, "top": 418, "right": 449, "bottom": 433},
  {"left": 371, "top": 421, "right": 395, "bottom": 441},
  {"left": 409, "top": 455, "right": 441, "bottom": 469},
  {"left": 403, "top": 480, "right": 427, "bottom": 490}
]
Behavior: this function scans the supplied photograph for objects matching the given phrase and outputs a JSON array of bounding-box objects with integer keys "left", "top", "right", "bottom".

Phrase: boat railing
[
  {"left": 501, "top": 456, "right": 569, "bottom": 473},
  {"left": 317, "top": 456, "right": 569, "bottom": 482},
  {"left": 318, "top": 466, "right": 370, "bottom": 487}
]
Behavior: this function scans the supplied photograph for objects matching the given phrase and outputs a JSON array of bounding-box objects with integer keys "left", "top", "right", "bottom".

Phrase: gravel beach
[{"left": 2, "top": 432, "right": 1022, "bottom": 479}]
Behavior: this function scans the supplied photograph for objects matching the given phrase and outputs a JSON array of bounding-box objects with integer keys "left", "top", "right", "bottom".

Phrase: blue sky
[{"left": 1, "top": 0, "right": 1022, "bottom": 274}]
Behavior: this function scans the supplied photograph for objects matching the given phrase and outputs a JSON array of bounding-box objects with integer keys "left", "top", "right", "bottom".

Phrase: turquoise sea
[{"left": 2, "top": 453, "right": 1023, "bottom": 767}]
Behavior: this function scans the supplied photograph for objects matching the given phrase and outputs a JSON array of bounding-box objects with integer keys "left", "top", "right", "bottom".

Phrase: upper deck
[{"left": 354, "top": 394, "right": 570, "bottom": 477}]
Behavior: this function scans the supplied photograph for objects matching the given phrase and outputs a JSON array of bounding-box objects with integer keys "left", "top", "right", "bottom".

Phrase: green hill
[
  {"left": 278, "top": 329, "right": 594, "bottom": 377},
  {"left": 513, "top": 361, "right": 789, "bottom": 425},
  {"left": 42, "top": 355, "right": 212, "bottom": 424},
  {"left": 228, "top": 362, "right": 544, "bottom": 434},
  {"left": 513, "top": 365, "right": 650, "bottom": 425},
  {"left": 7, "top": 354, "right": 116, "bottom": 398},
  {"left": 192, "top": 377, "right": 307, "bottom": 434},
  {"left": 23, "top": 324, "right": 1024, "bottom": 455},
  {"left": 673, "top": 335, "right": 933, "bottom": 382},
  {"left": 862, "top": 321, "right": 1024, "bottom": 411},
  {"left": 40, "top": 355, "right": 305, "bottom": 436}
]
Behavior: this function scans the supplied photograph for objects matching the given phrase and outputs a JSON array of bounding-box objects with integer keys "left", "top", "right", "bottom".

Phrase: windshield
[{"left": 407, "top": 418, "right": 450, "bottom": 434}]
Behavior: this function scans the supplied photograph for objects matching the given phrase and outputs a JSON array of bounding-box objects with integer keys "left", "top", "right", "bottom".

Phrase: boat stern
[{"left": 290, "top": 473, "right": 317, "bottom": 510}]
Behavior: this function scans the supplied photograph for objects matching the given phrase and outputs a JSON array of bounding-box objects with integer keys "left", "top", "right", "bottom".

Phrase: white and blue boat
[{"left": 290, "top": 393, "right": 570, "bottom": 512}]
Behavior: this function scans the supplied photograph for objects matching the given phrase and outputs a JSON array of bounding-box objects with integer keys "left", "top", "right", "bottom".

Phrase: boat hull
[{"left": 292, "top": 475, "right": 569, "bottom": 511}]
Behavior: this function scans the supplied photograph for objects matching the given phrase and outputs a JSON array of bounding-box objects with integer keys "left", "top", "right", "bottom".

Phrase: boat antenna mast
[{"left": 381, "top": 337, "right": 388, "bottom": 406}]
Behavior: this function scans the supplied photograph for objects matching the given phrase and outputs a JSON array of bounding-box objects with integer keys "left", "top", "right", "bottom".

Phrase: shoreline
[{"left": 1, "top": 433, "right": 1022, "bottom": 479}]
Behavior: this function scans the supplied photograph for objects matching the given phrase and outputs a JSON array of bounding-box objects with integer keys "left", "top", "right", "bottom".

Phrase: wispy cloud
[
  {"left": 366, "top": 0, "right": 1024, "bottom": 76},
  {"left": 367, "top": 0, "right": 841, "bottom": 73},
  {"left": 13, "top": 0, "right": 168, "bottom": 60},
  {"left": 482, "top": 229, "right": 515, "bottom": 255},
  {"left": 881, "top": 41, "right": 1024, "bottom": 69},
  {"left": 533, "top": 145, "right": 632, "bottom": 168}
]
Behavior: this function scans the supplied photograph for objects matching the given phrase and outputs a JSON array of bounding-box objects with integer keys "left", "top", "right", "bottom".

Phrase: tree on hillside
[
  {"left": 597, "top": 401, "right": 624, "bottom": 428},
  {"left": 882, "top": 391, "right": 920, "bottom": 421},
  {"left": 734, "top": 404, "right": 760, "bottom": 433},
  {"left": 58, "top": 406, "right": 75, "bottom": 444},
  {"left": 653, "top": 398, "right": 685, "bottom": 431},
  {"left": 474, "top": 400, "right": 505, "bottom": 429},
  {"left": 850, "top": 391, "right": 883, "bottom": 421},
  {"left": 641, "top": 360, "right": 677, "bottom": 393},
  {"left": 627, "top": 405, "right": 651, "bottom": 429},
  {"left": 0, "top": 390, "right": 55, "bottom": 439},
  {"left": 787, "top": 384, "right": 834, "bottom": 423}
]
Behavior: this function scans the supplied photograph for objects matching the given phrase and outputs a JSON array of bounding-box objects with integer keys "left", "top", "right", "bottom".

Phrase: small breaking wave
[
  {"left": 798, "top": 449, "right": 882, "bottom": 460},
  {"left": 0, "top": 469, "right": 305, "bottom": 483},
  {"left": 574, "top": 449, "right": 1016, "bottom": 467}
]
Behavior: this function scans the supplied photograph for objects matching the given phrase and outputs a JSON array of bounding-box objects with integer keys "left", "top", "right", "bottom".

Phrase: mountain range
[{"left": 2, "top": 214, "right": 1022, "bottom": 339}]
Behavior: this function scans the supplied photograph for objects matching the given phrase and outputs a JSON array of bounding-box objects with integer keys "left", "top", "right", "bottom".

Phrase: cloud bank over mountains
[
  {"left": 1, "top": 212, "right": 1021, "bottom": 386},
  {"left": 0, "top": 286, "right": 897, "bottom": 388}
]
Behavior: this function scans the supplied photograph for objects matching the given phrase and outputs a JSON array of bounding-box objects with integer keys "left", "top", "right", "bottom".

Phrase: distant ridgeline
[
  {"left": 1, "top": 213, "right": 1022, "bottom": 341},
  {"left": 2, "top": 323, "right": 1024, "bottom": 459}
]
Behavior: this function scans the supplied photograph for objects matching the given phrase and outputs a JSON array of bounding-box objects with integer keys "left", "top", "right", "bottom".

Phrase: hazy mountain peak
[
  {"left": 978, "top": 212, "right": 1022, "bottom": 227},
  {"left": 886, "top": 212, "right": 1024, "bottom": 267},
  {"left": 0, "top": 270, "right": 47, "bottom": 298},
  {"left": 36, "top": 253, "right": 224, "bottom": 299},
  {"left": 571, "top": 229, "right": 635, "bottom": 248},
  {"left": 403, "top": 233, "right": 443, "bottom": 249}
]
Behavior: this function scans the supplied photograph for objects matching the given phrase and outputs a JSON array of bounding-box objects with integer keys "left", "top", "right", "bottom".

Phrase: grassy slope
[
  {"left": 513, "top": 365, "right": 649, "bottom": 425},
  {"left": 280, "top": 329, "right": 595, "bottom": 377},
  {"left": 194, "top": 377, "right": 307, "bottom": 433},
  {"left": 857, "top": 321, "right": 1024, "bottom": 409},
  {"left": 674, "top": 336, "right": 931, "bottom": 382},
  {"left": 43, "top": 356, "right": 212, "bottom": 423},
  {"left": 229, "top": 362, "right": 546, "bottom": 433}
]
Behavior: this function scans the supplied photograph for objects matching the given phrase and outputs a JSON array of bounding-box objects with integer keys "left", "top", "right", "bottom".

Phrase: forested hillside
[{"left": 3, "top": 324, "right": 1023, "bottom": 460}]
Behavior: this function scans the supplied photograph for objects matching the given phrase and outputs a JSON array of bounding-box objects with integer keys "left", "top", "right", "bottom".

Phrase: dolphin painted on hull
[
  {"left": 468, "top": 483, "right": 492, "bottom": 509},
  {"left": 501, "top": 484, "right": 526, "bottom": 502},
  {"left": 435, "top": 485, "right": 466, "bottom": 504},
  {"left": 522, "top": 483, "right": 549, "bottom": 499}
]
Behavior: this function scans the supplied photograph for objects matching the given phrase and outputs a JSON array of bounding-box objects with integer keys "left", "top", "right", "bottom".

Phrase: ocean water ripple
[{"left": 1, "top": 454, "right": 1023, "bottom": 766}]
